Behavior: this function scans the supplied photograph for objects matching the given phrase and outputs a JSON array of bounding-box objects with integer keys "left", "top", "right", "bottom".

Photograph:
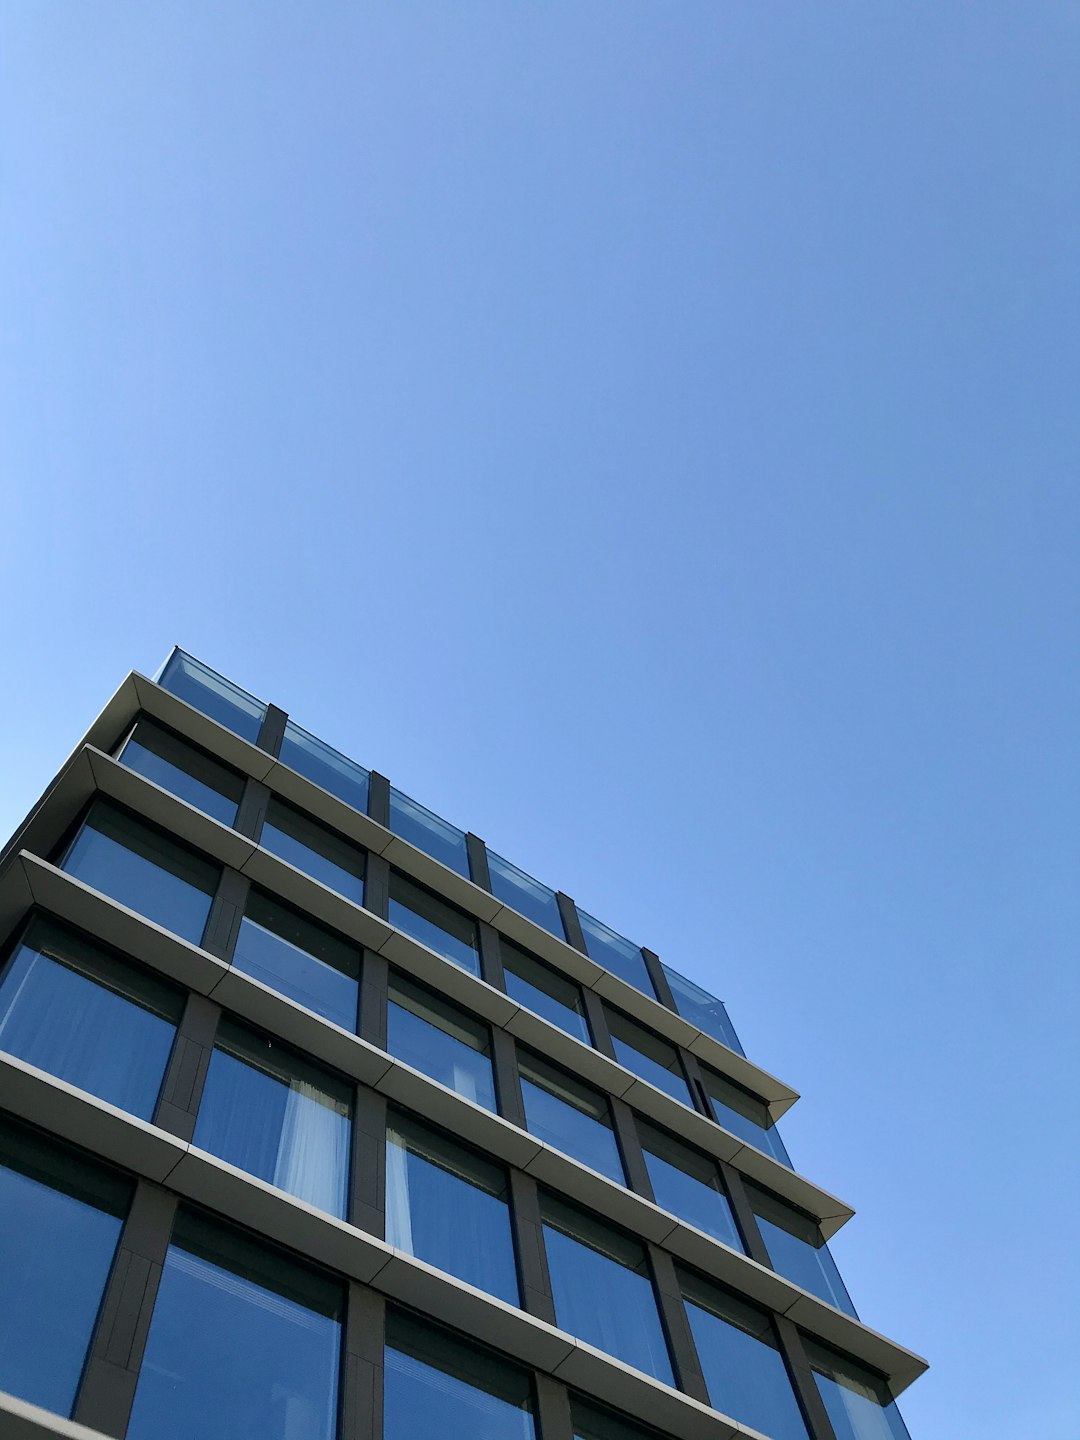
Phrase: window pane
[
  {"left": 487, "top": 852, "right": 565, "bottom": 937},
  {"left": 385, "top": 1311, "right": 535, "bottom": 1440},
  {"left": 234, "top": 892, "right": 359, "bottom": 1031},
  {"left": 682, "top": 1272, "right": 808, "bottom": 1440},
  {"left": 638, "top": 1124, "right": 743, "bottom": 1251},
  {"left": 279, "top": 720, "right": 370, "bottom": 814},
  {"left": 607, "top": 1011, "right": 692, "bottom": 1106},
  {"left": 261, "top": 799, "right": 365, "bottom": 905},
  {"left": 128, "top": 1212, "right": 342, "bottom": 1440},
  {"left": 0, "top": 922, "right": 181, "bottom": 1120},
  {"left": 542, "top": 1196, "right": 673, "bottom": 1385},
  {"left": 748, "top": 1185, "right": 856, "bottom": 1316},
  {"left": 389, "top": 789, "right": 470, "bottom": 876},
  {"left": 573, "top": 1399, "right": 660, "bottom": 1440},
  {"left": 701, "top": 1068, "right": 792, "bottom": 1168},
  {"left": 194, "top": 1022, "right": 351, "bottom": 1217},
  {"left": 805, "top": 1341, "right": 910, "bottom": 1440},
  {"left": 0, "top": 1125, "right": 128, "bottom": 1416},
  {"left": 662, "top": 965, "right": 745, "bottom": 1056},
  {"left": 386, "top": 1112, "right": 518, "bottom": 1305},
  {"left": 519, "top": 1054, "right": 624, "bottom": 1185},
  {"left": 119, "top": 720, "right": 245, "bottom": 827},
  {"left": 577, "top": 912, "right": 654, "bottom": 997},
  {"left": 388, "top": 872, "right": 479, "bottom": 976},
  {"left": 387, "top": 975, "right": 496, "bottom": 1111},
  {"left": 62, "top": 803, "right": 218, "bottom": 945},
  {"left": 502, "top": 941, "right": 590, "bottom": 1045},
  {"left": 159, "top": 651, "right": 266, "bottom": 742}
]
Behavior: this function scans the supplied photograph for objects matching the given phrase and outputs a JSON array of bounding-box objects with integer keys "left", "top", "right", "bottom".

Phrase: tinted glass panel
[
  {"left": 0, "top": 1126, "right": 128, "bottom": 1416},
  {"left": 385, "top": 1311, "right": 535, "bottom": 1440},
  {"left": 682, "top": 1272, "right": 808, "bottom": 1440},
  {"left": 389, "top": 789, "right": 470, "bottom": 876},
  {"left": 542, "top": 1196, "right": 673, "bottom": 1385},
  {"left": 159, "top": 651, "right": 266, "bottom": 742},
  {"left": 62, "top": 803, "right": 218, "bottom": 944},
  {"left": 662, "top": 965, "right": 744, "bottom": 1055},
  {"left": 261, "top": 798, "right": 365, "bottom": 905},
  {"left": 119, "top": 721, "right": 244, "bottom": 826},
  {"left": 573, "top": 1399, "right": 661, "bottom": 1440},
  {"left": 748, "top": 1185, "right": 856, "bottom": 1316},
  {"left": 639, "top": 1124, "right": 743, "bottom": 1251},
  {"left": 578, "top": 912, "right": 654, "bottom": 996},
  {"left": 702, "top": 1068, "right": 792, "bottom": 1167},
  {"left": 387, "top": 975, "right": 496, "bottom": 1111},
  {"left": 387, "top": 1112, "right": 518, "bottom": 1305},
  {"left": 233, "top": 892, "right": 359, "bottom": 1030},
  {"left": 806, "top": 1341, "right": 910, "bottom": 1440},
  {"left": 0, "top": 923, "right": 180, "bottom": 1120},
  {"left": 388, "top": 872, "right": 479, "bottom": 975},
  {"left": 279, "top": 721, "right": 370, "bottom": 813},
  {"left": 487, "top": 852, "right": 565, "bottom": 937},
  {"left": 519, "top": 1054, "right": 624, "bottom": 1184},
  {"left": 501, "top": 941, "right": 590, "bottom": 1044},
  {"left": 128, "top": 1212, "right": 342, "bottom": 1440},
  {"left": 607, "top": 1011, "right": 692, "bottom": 1105},
  {"left": 195, "top": 1022, "right": 351, "bottom": 1217}
]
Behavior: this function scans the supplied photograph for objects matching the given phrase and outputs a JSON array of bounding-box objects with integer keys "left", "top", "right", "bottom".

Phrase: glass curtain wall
[
  {"left": 501, "top": 941, "right": 591, "bottom": 1044},
  {"left": 387, "top": 974, "right": 496, "bottom": 1111},
  {"left": 605, "top": 1010, "right": 692, "bottom": 1106},
  {"left": 260, "top": 798, "right": 365, "bottom": 905},
  {"left": 701, "top": 1067, "right": 792, "bottom": 1168},
  {"left": 747, "top": 1183, "right": 856, "bottom": 1316},
  {"left": 518, "top": 1054, "right": 624, "bottom": 1185},
  {"left": 638, "top": 1123, "right": 743, "bottom": 1251},
  {"left": 233, "top": 891, "right": 360, "bottom": 1030},
  {"left": 159, "top": 651, "right": 267, "bottom": 743},
  {"left": 804, "top": 1340, "right": 911, "bottom": 1440},
  {"left": 486, "top": 852, "right": 565, "bottom": 938},
  {"left": 388, "top": 790, "right": 470, "bottom": 876},
  {"left": 388, "top": 872, "right": 480, "bottom": 976},
  {"left": 118, "top": 720, "right": 245, "bottom": 827},
  {"left": 278, "top": 721, "right": 370, "bottom": 814},
  {"left": 577, "top": 912, "right": 654, "bottom": 997}
]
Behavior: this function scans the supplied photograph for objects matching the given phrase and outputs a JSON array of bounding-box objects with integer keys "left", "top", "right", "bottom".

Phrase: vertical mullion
[
  {"left": 152, "top": 993, "right": 222, "bottom": 1143},
  {"left": 491, "top": 1027, "right": 527, "bottom": 1129},
  {"left": 774, "top": 1314, "right": 839, "bottom": 1440},
  {"left": 646, "top": 1244, "right": 710, "bottom": 1405},
  {"left": 359, "top": 948, "right": 389, "bottom": 1051},
  {"left": 555, "top": 892, "right": 586, "bottom": 952},
  {"left": 466, "top": 832, "right": 492, "bottom": 891},
  {"left": 641, "top": 947, "right": 676, "bottom": 1010},
  {"left": 200, "top": 866, "right": 250, "bottom": 962},
  {"left": 717, "top": 1158, "right": 773, "bottom": 1268},
  {"left": 477, "top": 920, "right": 507, "bottom": 992},
  {"left": 508, "top": 1169, "right": 557, "bottom": 1326},
  {"left": 341, "top": 1283, "right": 385, "bottom": 1440},
  {"left": 368, "top": 773, "right": 391, "bottom": 830},
  {"left": 579, "top": 989, "right": 614, "bottom": 1059},
  {"left": 533, "top": 1372, "right": 574, "bottom": 1440},
  {"left": 234, "top": 776, "right": 271, "bottom": 841},
  {"left": 608, "top": 1094, "right": 654, "bottom": 1201},
  {"left": 256, "top": 704, "right": 287, "bottom": 758}
]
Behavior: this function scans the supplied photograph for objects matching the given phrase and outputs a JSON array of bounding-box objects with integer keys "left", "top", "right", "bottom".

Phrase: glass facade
[
  {"left": 278, "top": 719, "right": 370, "bottom": 814},
  {"left": 387, "top": 974, "right": 496, "bottom": 1110},
  {"left": 233, "top": 890, "right": 360, "bottom": 1030},
  {"left": 572, "top": 1399, "right": 660, "bottom": 1440},
  {"left": 159, "top": 650, "right": 267, "bottom": 743},
  {"left": 501, "top": 940, "right": 591, "bottom": 1044},
  {"left": 487, "top": 851, "right": 565, "bottom": 937},
  {"left": 661, "top": 965, "right": 744, "bottom": 1055},
  {"left": 0, "top": 921, "right": 181, "bottom": 1120},
  {"left": 577, "top": 911, "right": 655, "bottom": 997},
  {"left": 638, "top": 1122, "right": 743, "bottom": 1251},
  {"left": 606, "top": 1009, "right": 692, "bottom": 1106},
  {"left": 127, "top": 1211, "right": 342, "bottom": 1440},
  {"left": 701, "top": 1066, "right": 792, "bottom": 1167},
  {"left": 119, "top": 719, "right": 245, "bottom": 827},
  {"left": 519, "top": 1053, "right": 624, "bottom": 1184},
  {"left": 389, "top": 788, "right": 470, "bottom": 876},
  {"left": 260, "top": 798, "right": 365, "bottom": 905},
  {"left": 542, "top": 1195, "right": 673, "bottom": 1385},
  {"left": 805, "top": 1341, "right": 910, "bottom": 1440},
  {"left": 386, "top": 1111, "right": 518, "bottom": 1304},
  {"left": 748, "top": 1184, "right": 857, "bottom": 1316},
  {"left": 388, "top": 871, "right": 480, "bottom": 975},
  {"left": 194, "top": 1020, "right": 352, "bottom": 1216}
]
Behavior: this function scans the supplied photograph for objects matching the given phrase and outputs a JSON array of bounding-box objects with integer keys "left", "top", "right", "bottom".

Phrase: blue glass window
[
  {"left": 682, "top": 1271, "right": 809, "bottom": 1440},
  {"left": 0, "top": 1124, "right": 128, "bottom": 1416},
  {"left": 542, "top": 1196, "right": 673, "bottom": 1385},
  {"left": 388, "top": 974, "right": 496, "bottom": 1111},
  {"left": 578, "top": 912, "right": 655, "bottom": 997},
  {"left": 0, "top": 921, "right": 181, "bottom": 1120},
  {"left": 233, "top": 891, "right": 360, "bottom": 1030},
  {"left": 662, "top": 965, "right": 745, "bottom": 1056},
  {"left": 638, "top": 1123, "right": 743, "bottom": 1251},
  {"left": 606, "top": 1010, "right": 692, "bottom": 1106},
  {"left": 159, "top": 651, "right": 266, "bottom": 743},
  {"left": 701, "top": 1067, "right": 792, "bottom": 1168},
  {"left": 194, "top": 1021, "right": 352, "bottom": 1217},
  {"left": 261, "top": 798, "right": 365, "bottom": 905},
  {"left": 487, "top": 852, "right": 565, "bottom": 937},
  {"left": 62, "top": 803, "right": 219, "bottom": 945},
  {"left": 389, "top": 789, "right": 470, "bottom": 876},
  {"left": 386, "top": 1111, "right": 518, "bottom": 1305},
  {"left": 747, "top": 1184, "right": 856, "bottom": 1316},
  {"left": 388, "top": 871, "right": 479, "bottom": 976},
  {"left": 502, "top": 941, "right": 591, "bottom": 1045},
  {"left": 119, "top": 720, "right": 245, "bottom": 826},
  {"left": 519, "top": 1053, "right": 624, "bottom": 1185},
  {"left": 805, "top": 1340, "right": 911, "bottom": 1440},
  {"left": 385, "top": 1311, "right": 535, "bottom": 1440},
  {"left": 278, "top": 721, "right": 370, "bottom": 814},
  {"left": 127, "top": 1211, "right": 342, "bottom": 1440}
]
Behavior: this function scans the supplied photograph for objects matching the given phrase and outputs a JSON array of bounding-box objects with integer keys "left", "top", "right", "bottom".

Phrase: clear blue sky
[{"left": 1, "top": 5, "right": 1077, "bottom": 1436}]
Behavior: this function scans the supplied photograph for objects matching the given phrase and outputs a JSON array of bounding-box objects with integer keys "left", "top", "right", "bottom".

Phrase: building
[{"left": 0, "top": 648, "right": 925, "bottom": 1440}]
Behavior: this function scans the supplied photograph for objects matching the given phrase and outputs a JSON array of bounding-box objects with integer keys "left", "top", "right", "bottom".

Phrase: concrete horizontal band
[{"left": 0, "top": 1391, "right": 113, "bottom": 1440}]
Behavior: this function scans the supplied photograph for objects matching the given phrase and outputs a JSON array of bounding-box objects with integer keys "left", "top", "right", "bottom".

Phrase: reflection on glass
[
  {"left": 701, "top": 1067, "right": 792, "bottom": 1167},
  {"left": 233, "top": 891, "right": 359, "bottom": 1030},
  {"left": 542, "top": 1196, "right": 673, "bottom": 1385},
  {"left": 638, "top": 1123, "right": 743, "bottom": 1251},
  {"left": 261, "top": 798, "right": 365, "bottom": 905},
  {"left": 387, "top": 975, "right": 496, "bottom": 1111},
  {"left": 388, "top": 872, "right": 479, "bottom": 976},
  {"left": 748, "top": 1184, "right": 856, "bottom": 1316},
  {"left": 195, "top": 1022, "right": 351, "bottom": 1217},
  {"left": 501, "top": 940, "right": 591, "bottom": 1044},
  {"left": 119, "top": 720, "right": 245, "bottom": 827},
  {"left": 62, "top": 803, "right": 219, "bottom": 945},
  {"left": 578, "top": 912, "right": 654, "bottom": 997},
  {"left": 385, "top": 1310, "right": 535, "bottom": 1440},
  {"left": 682, "top": 1271, "right": 808, "bottom": 1440},
  {"left": 0, "top": 922, "right": 181, "bottom": 1120},
  {"left": 278, "top": 720, "right": 370, "bottom": 814},
  {"left": 805, "top": 1340, "right": 911, "bottom": 1440},
  {"left": 662, "top": 965, "right": 745, "bottom": 1056},
  {"left": 389, "top": 789, "right": 470, "bottom": 876},
  {"left": 127, "top": 1212, "right": 342, "bottom": 1440},
  {"left": 159, "top": 650, "right": 266, "bottom": 743},
  {"left": 0, "top": 1125, "right": 128, "bottom": 1416},
  {"left": 387, "top": 1112, "right": 518, "bottom": 1304},
  {"left": 487, "top": 852, "right": 565, "bottom": 937},
  {"left": 519, "top": 1054, "right": 624, "bottom": 1185},
  {"left": 606, "top": 1010, "right": 692, "bottom": 1106}
]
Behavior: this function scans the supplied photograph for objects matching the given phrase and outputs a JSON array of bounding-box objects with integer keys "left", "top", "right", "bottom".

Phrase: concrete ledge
[{"left": 0, "top": 1391, "right": 114, "bottom": 1440}]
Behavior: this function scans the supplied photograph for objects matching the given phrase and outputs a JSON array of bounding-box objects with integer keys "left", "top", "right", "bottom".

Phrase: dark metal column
[
  {"left": 508, "top": 1170, "right": 557, "bottom": 1326},
  {"left": 341, "top": 1283, "right": 385, "bottom": 1440},
  {"left": 153, "top": 993, "right": 222, "bottom": 1143},
  {"left": 256, "top": 704, "right": 288, "bottom": 758}
]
